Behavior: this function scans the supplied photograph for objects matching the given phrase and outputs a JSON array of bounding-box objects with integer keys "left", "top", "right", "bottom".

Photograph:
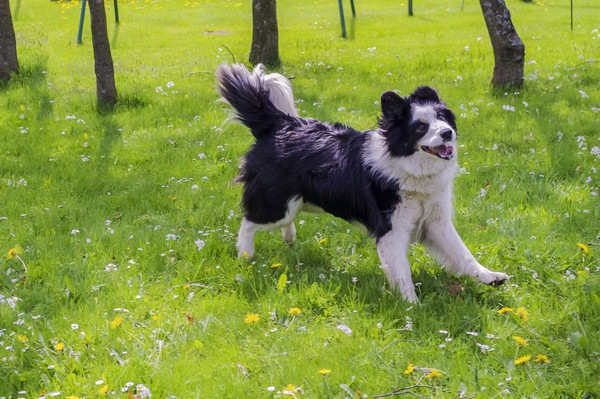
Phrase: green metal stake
[
  {"left": 570, "top": 0, "right": 573, "bottom": 30},
  {"left": 77, "top": 0, "right": 119, "bottom": 43},
  {"left": 338, "top": 0, "right": 347, "bottom": 38},
  {"left": 77, "top": 0, "right": 87, "bottom": 44}
]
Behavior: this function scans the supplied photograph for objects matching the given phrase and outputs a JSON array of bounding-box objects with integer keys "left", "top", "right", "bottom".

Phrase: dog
[{"left": 216, "top": 63, "right": 508, "bottom": 302}]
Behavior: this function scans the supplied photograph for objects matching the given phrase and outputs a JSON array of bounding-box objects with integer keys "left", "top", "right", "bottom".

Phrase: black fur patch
[
  {"left": 218, "top": 66, "right": 453, "bottom": 240},
  {"left": 237, "top": 120, "right": 400, "bottom": 238}
]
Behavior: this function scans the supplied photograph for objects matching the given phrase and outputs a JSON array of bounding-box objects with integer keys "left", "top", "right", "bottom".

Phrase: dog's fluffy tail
[{"left": 217, "top": 63, "right": 298, "bottom": 139}]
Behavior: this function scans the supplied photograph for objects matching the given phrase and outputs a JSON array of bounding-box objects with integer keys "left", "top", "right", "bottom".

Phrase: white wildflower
[{"left": 336, "top": 324, "right": 353, "bottom": 336}]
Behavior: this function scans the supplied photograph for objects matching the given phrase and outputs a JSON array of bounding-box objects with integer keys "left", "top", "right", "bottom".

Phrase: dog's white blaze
[
  {"left": 412, "top": 104, "right": 456, "bottom": 148},
  {"left": 411, "top": 104, "right": 437, "bottom": 122}
]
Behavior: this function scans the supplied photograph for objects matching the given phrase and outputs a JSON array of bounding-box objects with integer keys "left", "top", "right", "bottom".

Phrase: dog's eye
[{"left": 416, "top": 123, "right": 429, "bottom": 133}]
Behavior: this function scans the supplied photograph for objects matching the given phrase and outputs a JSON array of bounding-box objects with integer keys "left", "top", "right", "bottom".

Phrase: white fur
[
  {"left": 253, "top": 65, "right": 298, "bottom": 117},
  {"left": 237, "top": 197, "right": 303, "bottom": 258}
]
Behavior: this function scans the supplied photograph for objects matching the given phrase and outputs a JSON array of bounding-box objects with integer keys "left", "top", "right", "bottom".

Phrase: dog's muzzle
[{"left": 422, "top": 144, "right": 455, "bottom": 160}]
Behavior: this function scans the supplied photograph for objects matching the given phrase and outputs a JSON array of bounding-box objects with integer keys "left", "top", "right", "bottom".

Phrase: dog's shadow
[{"left": 236, "top": 237, "right": 509, "bottom": 327}]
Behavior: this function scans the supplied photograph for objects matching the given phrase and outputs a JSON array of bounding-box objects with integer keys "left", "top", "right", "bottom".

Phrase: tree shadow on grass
[
  {"left": 97, "top": 113, "right": 121, "bottom": 160},
  {"left": 0, "top": 58, "right": 54, "bottom": 120}
]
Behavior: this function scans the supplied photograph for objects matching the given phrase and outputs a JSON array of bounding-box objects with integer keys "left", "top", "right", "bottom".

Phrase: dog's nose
[{"left": 440, "top": 129, "right": 453, "bottom": 142}]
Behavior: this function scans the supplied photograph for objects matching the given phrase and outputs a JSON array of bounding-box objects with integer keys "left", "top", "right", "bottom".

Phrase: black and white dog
[{"left": 217, "top": 63, "right": 508, "bottom": 302}]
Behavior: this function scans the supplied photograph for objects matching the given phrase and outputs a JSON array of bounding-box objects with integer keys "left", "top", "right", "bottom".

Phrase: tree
[
  {"left": 88, "top": 0, "right": 117, "bottom": 106},
  {"left": 249, "top": 0, "right": 280, "bottom": 67},
  {"left": 479, "top": 0, "right": 525, "bottom": 88},
  {"left": 0, "top": 0, "right": 19, "bottom": 82}
]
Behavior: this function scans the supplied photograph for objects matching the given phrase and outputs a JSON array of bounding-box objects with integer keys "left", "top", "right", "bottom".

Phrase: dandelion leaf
[{"left": 277, "top": 273, "right": 287, "bottom": 293}]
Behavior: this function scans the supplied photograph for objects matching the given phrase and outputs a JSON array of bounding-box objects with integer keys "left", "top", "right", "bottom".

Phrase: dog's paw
[
  {"left": 478, "top": 270, "right": 509, "bottom": 287},
  {"left": 396, "top": 284, "right": 419, "bottom": 303},
  {"left": 487, "top": 275, "right": 508, "bottom": 287},
  {"left": 237, "top": 248, "right": 254, "bottom": 260},
  {"left": 281, "top": 224, "right": 296, "bottom": 245}
]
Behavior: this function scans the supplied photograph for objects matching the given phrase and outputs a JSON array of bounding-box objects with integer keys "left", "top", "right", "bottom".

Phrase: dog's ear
[
  {"left": 381, "top": 91, "right": 408, "bottom": 121},
  {"left": 409, "top": 86, "right": 442, "bottom": 104}
]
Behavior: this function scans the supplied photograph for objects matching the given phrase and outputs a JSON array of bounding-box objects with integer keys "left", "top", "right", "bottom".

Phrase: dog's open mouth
[{"left": 422, "top": 145, "right": 454, "bottom": 160}]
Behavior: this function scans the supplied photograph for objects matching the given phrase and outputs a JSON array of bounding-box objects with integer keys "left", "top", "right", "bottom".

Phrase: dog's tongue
[{"left": 435, "top": 145, "right": 454, "bottom": 159}]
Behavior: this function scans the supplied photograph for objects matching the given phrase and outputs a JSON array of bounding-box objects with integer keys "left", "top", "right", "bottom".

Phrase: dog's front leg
[
  {"left": 423, "top": 219, "right": 508, "bottom": 286},
  {"left": 377, "top": 231, "right": 418, "bottom": 302}
]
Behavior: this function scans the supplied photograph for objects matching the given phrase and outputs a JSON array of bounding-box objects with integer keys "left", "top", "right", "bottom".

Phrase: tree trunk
[
  {"left": 249, "top": 0, "right": 280, "bottom": 67},
  {"left": 88, "top": 0, "right": 117, "bottom": 106},
  {"left": 0, "top": 0, "right": 19, "bottom": 81},
  {"left": 479, "top": 0, "right": 525, "bottom": 88}
]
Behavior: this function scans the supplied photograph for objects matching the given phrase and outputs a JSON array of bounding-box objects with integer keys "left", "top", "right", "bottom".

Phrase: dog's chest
[{"left": 396, "top": 190, "right": 449, "bottom": 242}]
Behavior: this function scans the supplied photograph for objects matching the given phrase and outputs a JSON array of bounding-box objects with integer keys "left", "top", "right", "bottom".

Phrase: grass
[{"left": 1, "top": 0, "right": 599, "bottom": 397}]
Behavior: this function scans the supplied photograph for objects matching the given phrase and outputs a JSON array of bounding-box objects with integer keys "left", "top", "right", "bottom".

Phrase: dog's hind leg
[
  {"left": 237, "top": 218, "right": 259, "bottom": 259},
  {"left": 237, "top": 197, "right": 303, "bottom": 258},
  {"left": 281, "top": 223, "right": 296, "bottom": 245}
]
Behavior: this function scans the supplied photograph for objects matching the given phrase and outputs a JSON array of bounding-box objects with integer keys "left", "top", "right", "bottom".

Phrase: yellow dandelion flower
[
  {"left": 497, "top": 307, "right": 513, "bottom": 315},
  {"left": 317, "top": 237, "right": 328, "bottom": 246},
  {"left": 318, "top": 368, "right": 331, "bottom": 375},
  {"left": 535, "top": 354, "right": 550, "bottom": 363},
  {"left": 288, "top": 307, "right": 302, "bottom": 316},
  {"left": 512, "top": 336, "right": 528, "bottom": 346},
  {"left": 7, "top": 245, "right": 23, "bottom": 259},
  {"left": 110, "top": 316, "right": 124, "bottom": 329},
  {"left": 244, "top": 313, "right": 260, "bottom": 324},
  {"left": 425, "top": 369, "right": 442, "bottom": 379},
  {"left": 577, "top": 243, "right": 589, "bottom": 254},
  {"left": 17, "top": 334, "right": 28, "bottom": 343},
  {"left": 271, "top": 262, "right": 283, "bottom": 268},
  {"left": 514, "top": 355, "right": 532, "bottom": 365},
  {"left": 54, "top": 342, "right": 65, "bottom": 351},
  {"left": 151, "top": 314, "right": 160, "bottom": 322},
  {"left": 242, "top": 251, "right": 249, "bottom": 259},
  {"left": 515, "top": 307, "right": 529, "bottom": 322},
  {"left": 283, "top": 383, "right": 298, "bottom": 393},
  {"left": 99, "top": 385, "right": 109, "bottom": 395},
  {"left": 183, "top": 283, "right": 190, "bottom": 290},
  {"left": 403, "top": 363, "right": 415, "bottom": 375}
]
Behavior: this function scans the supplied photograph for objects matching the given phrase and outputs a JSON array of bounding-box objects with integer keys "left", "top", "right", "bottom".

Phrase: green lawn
[{"left": 1, "top": 0, "right": 598, "bottom": 397}]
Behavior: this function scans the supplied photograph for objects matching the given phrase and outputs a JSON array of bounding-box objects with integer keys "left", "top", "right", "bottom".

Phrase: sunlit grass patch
[{"left": 0, "top": 0, "right": 598, "bottom": 397}]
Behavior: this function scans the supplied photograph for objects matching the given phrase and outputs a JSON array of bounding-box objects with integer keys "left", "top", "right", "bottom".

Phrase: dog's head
[{"left": 379, "top": 86, "right": 457, "bottom": 162}]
